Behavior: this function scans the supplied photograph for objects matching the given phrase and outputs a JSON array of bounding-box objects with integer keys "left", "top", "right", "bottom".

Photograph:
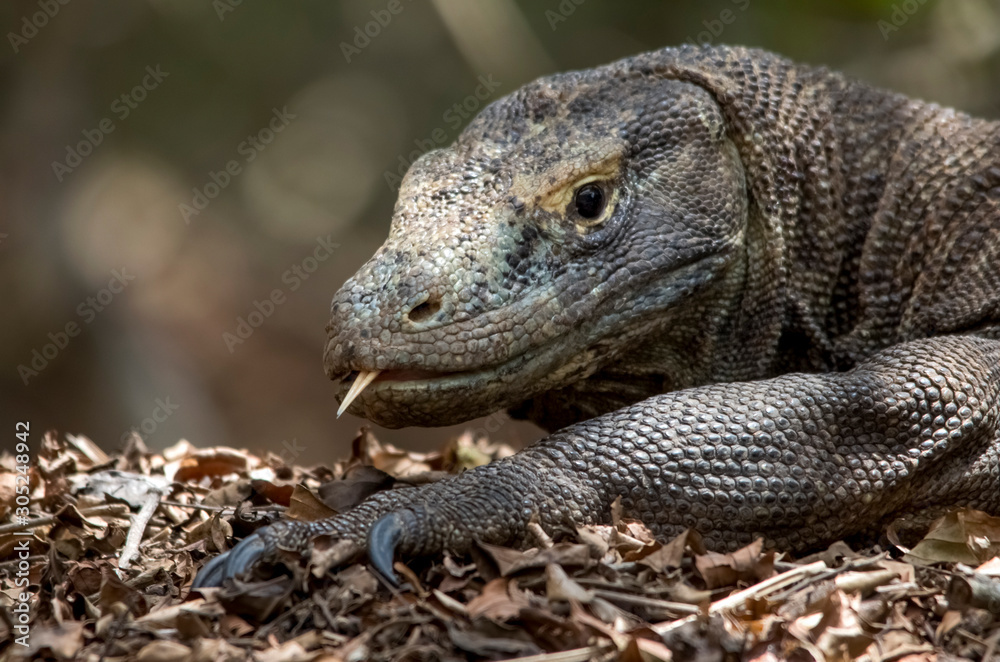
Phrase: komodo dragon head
[{"left": 324, "top": 53, "right": 756, "bottom": 429}]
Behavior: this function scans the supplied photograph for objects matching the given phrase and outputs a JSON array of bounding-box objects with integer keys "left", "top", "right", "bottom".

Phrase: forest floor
[{"left": 3, "top": 429, "right": 1000, "bottom": 661}]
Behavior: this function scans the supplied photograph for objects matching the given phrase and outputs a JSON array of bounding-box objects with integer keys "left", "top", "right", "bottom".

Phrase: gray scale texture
[{"left": 196, "top": 45, "right": 1000, "bottom": 586}]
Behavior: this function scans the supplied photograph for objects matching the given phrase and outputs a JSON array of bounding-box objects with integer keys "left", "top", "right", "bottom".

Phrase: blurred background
[{"left": 3, "top": 0, "right": 1000, "bottom": 464}]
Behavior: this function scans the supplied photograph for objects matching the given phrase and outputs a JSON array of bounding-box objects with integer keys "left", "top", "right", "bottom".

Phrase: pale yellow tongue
[{"left": 336, "top": 370, "right": 381, "bottom": 418}]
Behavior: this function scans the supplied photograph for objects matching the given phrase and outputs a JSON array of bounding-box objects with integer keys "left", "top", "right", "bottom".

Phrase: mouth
[
  {"left": 335, "top": 368, "right": 448, "bottom": 416},
  {"left": 337, "top": 356, "right": 527, "bottom": 418},
  {"left": 331, "top": 343, "right": 556, "bottom": 419},
  {"left": 331, "top": 254, "right": 729, "bottom": 418}
]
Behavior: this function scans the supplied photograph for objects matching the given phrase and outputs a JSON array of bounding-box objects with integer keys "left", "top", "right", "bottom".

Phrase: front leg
[{"left": 194, "top": 336, "right": 1000, "bottom": 587}]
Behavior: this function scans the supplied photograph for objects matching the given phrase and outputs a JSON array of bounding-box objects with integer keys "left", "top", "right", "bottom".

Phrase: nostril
[{"left": 406, "top": 296, "right": 442, "bottom": 323}]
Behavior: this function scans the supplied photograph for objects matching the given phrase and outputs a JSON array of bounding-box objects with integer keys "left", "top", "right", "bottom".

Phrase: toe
[
  {"left": 367, "top": 513, "right": 404, "bottom": 586},
  {"left": 192, "top": 529, "right": 273, "bottom": 588},
  {"left": 191, "top": 550, "right": 231, "bottom": 589}
]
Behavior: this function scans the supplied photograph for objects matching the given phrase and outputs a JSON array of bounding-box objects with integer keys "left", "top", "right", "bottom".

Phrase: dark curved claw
[
  {"left": 191, "top": 549, "right": 232, "bottom": 589},
  {"left": 367, "top": 513, "right": 404, "bottom": 587},
  {"left": 192, "top": 530, "right": 272, "bottom": 589}
]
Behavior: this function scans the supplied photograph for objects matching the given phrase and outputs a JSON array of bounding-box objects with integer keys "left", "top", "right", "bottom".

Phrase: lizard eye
[
  {"left": 574, "top": 183, "right": 605, "bottom": 219},
  {"left": 568, "top": 179, "right": 616, "bottom": 234}
]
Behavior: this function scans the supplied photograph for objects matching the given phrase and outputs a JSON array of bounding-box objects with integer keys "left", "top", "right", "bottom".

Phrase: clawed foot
[
  {"left": 191, "top": 512, "right": 409, "bottom": 590},
  {"left": 191, "top": 529, "right": 272, "bottom": 589}
]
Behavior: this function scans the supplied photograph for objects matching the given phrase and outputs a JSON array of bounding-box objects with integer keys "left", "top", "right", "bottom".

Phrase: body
[{"left": 195, "top": 45, "right": 1000, "bottom": 587}]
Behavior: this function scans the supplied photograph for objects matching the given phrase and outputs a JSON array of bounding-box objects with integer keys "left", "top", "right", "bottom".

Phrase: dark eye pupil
[{"left": 574, "top": 183, "right": 605, "bottom": 219}]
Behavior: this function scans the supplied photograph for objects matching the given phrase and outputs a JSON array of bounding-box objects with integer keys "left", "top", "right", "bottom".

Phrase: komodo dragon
[{"left": 194, "top": 44, "right": 1000, "bottom": 589}]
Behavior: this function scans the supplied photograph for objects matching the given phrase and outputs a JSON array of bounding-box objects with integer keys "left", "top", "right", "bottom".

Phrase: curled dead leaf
[
  {"left": 905, "top": 509, "right": 1000, "bottom": 566},
  {"left": 695, "top": 538, "right": 774, "bottom": 589}
]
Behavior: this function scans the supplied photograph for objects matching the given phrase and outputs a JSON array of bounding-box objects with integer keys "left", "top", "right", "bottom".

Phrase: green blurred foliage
[{"left": 2, "top": 0, "right": 999, "bottom": 462}]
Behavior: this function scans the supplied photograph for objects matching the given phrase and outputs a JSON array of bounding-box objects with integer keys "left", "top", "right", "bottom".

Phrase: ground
[{"left": 3, "top": 429, "right": 1000, "bottom": 661}]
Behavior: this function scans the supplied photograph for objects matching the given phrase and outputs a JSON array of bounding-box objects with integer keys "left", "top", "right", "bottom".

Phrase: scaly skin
[{"left": 194, "top": 45, "right": 1000, "bottom": 589}]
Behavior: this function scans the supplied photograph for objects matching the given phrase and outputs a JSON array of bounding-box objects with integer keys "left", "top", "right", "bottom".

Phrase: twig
[
  {"left": 0, "top": 555, "right": 46, "bottom": 570},
  {"left": 158, "top": 500, "right": 287, "bottom": 513},
  {"left": 0, "top": 504, "right": 129, "bottom": 535},
  {"left": 653, "top": 560, "right": 828, "bottom": 635},
  {"left": 590, "top": 588, "right": 700, "bottom": 614},
  {"left": 507, "top": 645, "right": 613, "bottom": 662},
  {"left": 947, "top": 573, "right": 1000, "bottom": 613},
  {"left": 878, "top": 644, "right": 935, "bottom": 662},
  {"left": 119, "top": 491, "right": 163, "bottom": 570}
]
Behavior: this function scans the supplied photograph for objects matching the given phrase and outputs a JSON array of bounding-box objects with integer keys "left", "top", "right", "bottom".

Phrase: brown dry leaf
[
  {"left": 202, "top": 478, "right": 252, "bottom": 507},
  {"left": 618, "top": 522, "right": 662, "bottom": 561},
  {"left": 204, "top": 513, "right": 233, "bottom": 552},
  {"left": 935, "top": 609, "right": 963, "bottom": 643},
  {"left": 98, "top": 565, "right": 149, "bottom": 617},
  {"left": 285, "top": 484, "right": 338, "bottom": 521},
  {"left": 638, "top": 529, "right": 705, "bottom": 573},
  {"left": 447, "top": 622, "right": 542, "bottom": 658},
  {"left": 20, "top": 621, "right": 86, "bottom": 660},
  {"left": 217, "top": 576, "right": 295, "bottom": 622},
  {"left": 610, "top": 495, "right": 624, "bottom": 526},
  {"left": 575, "top": 524, "right": 612, "bottom": 559},
  {"left": 64, "top": 433, "right": 112, "bottom": 466},
  {"left": 867, "top": 617, "right": 933, "bottom": 662},
  {"left": 252, "top": 639, "right": 314, "bottom": 662},
  {"left": 53, "top": 502, "right": 121, "bottom": 531},
  {"left": 695, "top": 538, "right": 775, "bottom": 589},
  {"left": 621, "top": 519, "right": 657, "bottom": 544},
  {"left": 545, "top": 563, "right": 595, "bottom": 603},
  {"left": 569, "top": 601, "right": 630, "bottom": 648},
  {"left": 68, "top": 560, "right": 105, "bottom": 595},
  {"left": 170, "top": 447, "right": 256, "bottom": 483},
  {"left": 479, "top": 541, "right": 593, "bottom": 576},
  {"left": 351, "top": 427, "right": 441, "bottom": 477},
  {"left": 877, "top": 558, "right": 915, "bottom": 584},
  {"left": 787, "top": 589, "right": 873, "bottom": 660},
  {"left": 219, "top": 613, "right": 256, "bottom": 639},
  {"left": 466, "top": 577, "right": 530, "bottom": 621},
  {"left": 136, "top": 640, "right": 192, "bottom": 662},
  {"left": 633, "top": 636, "right": 675, "bottom": 661},
  {"left": 0, "top": 471, "right": 15, "bottom": 520},
  {"left": 317, "top": 464, "right": 395, "bottom": 512},
  {"left": 250, "top": 478, "right": 295, "bottom": 507},
  {"left": 905, "top": 509, "right": 1000, "bottom": 566},
  {"left": 189, "top": 638, "right": 247, "bottom": 662},
  {"left": 475, "top": 541, "right": 530, "bottom": 576},
  {"left": 23, "top": 430, "right": 1000, "bottom": 661},
  {"left": 797, "top": 539, "right": 861, "bottom": 566}
]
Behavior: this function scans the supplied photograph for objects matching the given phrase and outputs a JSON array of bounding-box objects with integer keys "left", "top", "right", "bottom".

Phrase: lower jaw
[{"left": 336, "top": 345, "right": 571, "bottom": 427}]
